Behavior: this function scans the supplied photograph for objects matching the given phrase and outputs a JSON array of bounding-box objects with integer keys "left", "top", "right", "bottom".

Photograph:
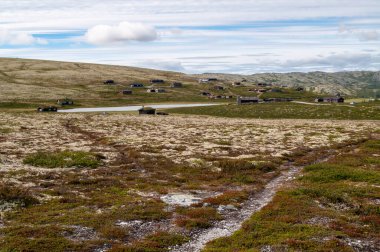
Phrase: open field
[
  {"left": 167, "top": 102, "right": 380, "bottom": 120},
  {"left": 0, "top": 112, "right": 378, "bottom": 251}
]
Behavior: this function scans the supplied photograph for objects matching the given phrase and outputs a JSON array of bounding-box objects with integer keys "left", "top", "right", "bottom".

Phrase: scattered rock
[
  {"left": 305, "top": 216, "right": 332, "bottom": 226},
  {"left": 161, "top": 193, "right": 202, "bottom": 207},
  {"left": 217, "top": 205, "right": 238, "bottom": 213},
  {"left": 63, "top": 225, "right": 98, "bottom": 242}
]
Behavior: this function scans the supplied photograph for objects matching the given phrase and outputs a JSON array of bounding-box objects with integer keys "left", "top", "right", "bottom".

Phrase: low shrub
[
  {"left": 0, "top": 183, "right": 39, "bottom": 208},
  {"left": 23, "top": 151, "right": 102, "bottom": 168}
]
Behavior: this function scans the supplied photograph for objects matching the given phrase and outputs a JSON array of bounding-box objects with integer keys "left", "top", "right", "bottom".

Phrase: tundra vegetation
[
  {"left": 0, "top": 111, "right": 378, "bottom": 251},
  {"left": 204, "top": 138, "right": 380, "bottom": 252},
  {"left": 0, "top": 59, "right": 379, "bottom": 251}
]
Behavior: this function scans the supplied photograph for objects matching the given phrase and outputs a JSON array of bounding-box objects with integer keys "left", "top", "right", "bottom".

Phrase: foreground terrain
[{"left": 0, "top": 112, "right": 378, "bottom": 251}]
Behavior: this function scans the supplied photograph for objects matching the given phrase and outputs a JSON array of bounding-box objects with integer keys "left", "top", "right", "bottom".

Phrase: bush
[
  {"left": 217, "top": 159, "right": 256, "bottom": 173},
  {"left": 23, "top": 151, "right": 102, "bottom": 168},
  {"left": 175, "top": 207, "right": 221, "bottom": 230},
  {"left": 0, "top": 183, "right": 39, "bottom": 208}
]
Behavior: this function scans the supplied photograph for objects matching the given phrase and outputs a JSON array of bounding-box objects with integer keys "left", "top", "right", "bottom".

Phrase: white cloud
[
  {"left": 84, "top": 22, "right": 158, "bottom": 45},
  {"left": 339, "top": 24, "right": 379, "bottom": 41},
  {"left": 0, "top": 29, "right": 47, "bottom": 45},
  {"left": 138, "top": 60, "right": 185, "bottom": 72},
  {"left": 357, "top": 30, "right": 379, "bottom": 41},
  {"left": 283, "top": 53, "right": 378, "bottom": 70}
]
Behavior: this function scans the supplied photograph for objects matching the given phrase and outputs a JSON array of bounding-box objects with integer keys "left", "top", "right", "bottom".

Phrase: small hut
[
  {"left": 104, "top": 80, "right": 115, "bottom": 85},
  {"left": 130, "top": 83, "right": 144, "bottom": 88},
  {"left": 237, "top": 96, "right": 260, "bottom": 105},
  {"left": 156, "top": 88, "right": 166, "bottom": 93},
  {"left": 57, "top": 98, "right": 74, "bottom": 106},
  {"left": 121, "top": 90, "right": 133, "bottom": 95},
  {"left": 138, "top": 107, "right": 156, "bottom": 115},
  {"left": 150, "top": 79, "right": 165, "bottom": 84},
  {"left": 171, "top": 82, "right": 183, "bottom": 88},
  {"left": 147, "top": 89, "right": 156, "bottom": 93},
  {"left": 37, "top": 106, "right": 58, "bottom": 112}
]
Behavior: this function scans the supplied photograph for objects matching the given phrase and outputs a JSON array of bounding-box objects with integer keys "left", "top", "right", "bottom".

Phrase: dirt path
[{"left": 170, "top": 164, "right": 302, "bottom": 252}]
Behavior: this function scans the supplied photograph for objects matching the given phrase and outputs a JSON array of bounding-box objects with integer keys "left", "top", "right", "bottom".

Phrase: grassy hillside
[
  {"left": 0, "top": 58, "right": 378, "bottom": 110},
  {"left": 167, "top": 102, "right": 380, "bottom": 120}
]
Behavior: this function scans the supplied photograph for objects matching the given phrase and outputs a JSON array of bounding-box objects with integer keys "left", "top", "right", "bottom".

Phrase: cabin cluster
[
  {"left": 237, "top": 96, "right": 261, "bottom": 105},
  {"left": 37, "top": 106, "right": 58, "bottom": 112},
  {"left": 147, "top": 88, "right": 166, "bottom": 93},
  {"left": 209, "top": 95, "right": 233, "bottom": 100},
  {"left": 249, "top": 88, "right": 268, "bottom": 93},
  {"left": 257, "top": 83, "right": 273, "bottom": 87},
  {"left": 264, "top": 98, "right": 293, "bottom": 102},
  {"left": 200, "top": 91, "right": 233, "bottom": 99},
  {"left": 138, "top": 107, "right": 168, "bottom": 116},
  {"left": 237, "top": 96, "right": 293, "bottom": 105},
  {"left": 103, "top": 79, "right": 183, "bottom": 96},
  {"left": 315, "top": 96, "right": 345, "bottom": 103}
]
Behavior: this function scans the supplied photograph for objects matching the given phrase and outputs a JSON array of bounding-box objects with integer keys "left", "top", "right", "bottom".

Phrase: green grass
[
  {"left": 167, "top": 102, "right": 380, "bottom": 120},
  {"left": 23, "top": 151, "right": 102, "bottom": 168},
  {"left": 204, "top": 139, "right": 380, "bottom": 251}
]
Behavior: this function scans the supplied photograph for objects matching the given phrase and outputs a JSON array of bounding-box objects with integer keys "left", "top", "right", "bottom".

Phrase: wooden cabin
[
  {"left": 57, "top": 98, "right": 74, "bottom": 106},
  {"left": 171, "top": 82, "right": 183, "bottom": 88},
  {"left": 121, "top": 90, "right": 133, "bottom": 95},
  {"left": 200, "top": 91, "right": 211, "bottom": 96},
  {"left": 150, "top": 79, "right": 165, "bottom": 84},
  {"left": 199, "top": 78, "right": 218, "bottom": 84},
  {"left": 37, "top": 106, "right": 58, "bottom": 112},
  {"left": 315, "top": 97, "right": 345, "bottom": 103},
  {"left": 237, "top": 96, "right": 260, "bottom": 105},
  {"left": 104, "top": 80, "right": 115, "bottom": 85},
  {"left": 130, "top": 83, "right": 144, "bottom": 88},
  {"left": 138, "top": 107, "right": 156, "bottom": 115}
]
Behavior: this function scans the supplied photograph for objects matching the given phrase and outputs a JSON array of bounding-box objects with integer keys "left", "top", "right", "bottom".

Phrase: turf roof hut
[
  {"left": 37, "top": 106, "right": 58, "bottom": 112},
  {"left": 171, "top": 82, "right": 183, "bottom": 88},
  {"left": 104, "top": 80, "right": 115, "bottom": 85},
  {"left": 150, "top": 79, "right": 165, "bottom": 84},
  {"left": 121, "top": 90, "right": 133, "bottom": 95},
  {"left": 138, "top": 106, "right": 156, "bottom": 115},
  {"left": 57, "top": 98, "right": 74, "bottom": 106},
  {"left": 237, "top": 96, "right": 260, "bottom": 105}
]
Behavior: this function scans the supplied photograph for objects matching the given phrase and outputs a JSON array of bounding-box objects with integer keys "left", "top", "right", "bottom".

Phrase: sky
[{"left": 0, "top": 0, "right": 380, "bottom": 74}]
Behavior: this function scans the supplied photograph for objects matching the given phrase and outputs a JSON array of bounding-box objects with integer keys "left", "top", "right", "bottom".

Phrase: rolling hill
[{"left": 0, "top": 58, "right": 378, "bottom": 109}]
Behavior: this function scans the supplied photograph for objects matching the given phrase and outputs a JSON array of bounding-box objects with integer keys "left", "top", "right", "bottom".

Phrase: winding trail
[{"left": 170, "top": 164, "right": 304, "bottom": 252}]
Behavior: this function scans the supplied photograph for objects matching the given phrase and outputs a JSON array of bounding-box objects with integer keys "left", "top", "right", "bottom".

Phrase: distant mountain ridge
[{"left": 195, "top": 71, "right": 380, "bottom": 97}]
